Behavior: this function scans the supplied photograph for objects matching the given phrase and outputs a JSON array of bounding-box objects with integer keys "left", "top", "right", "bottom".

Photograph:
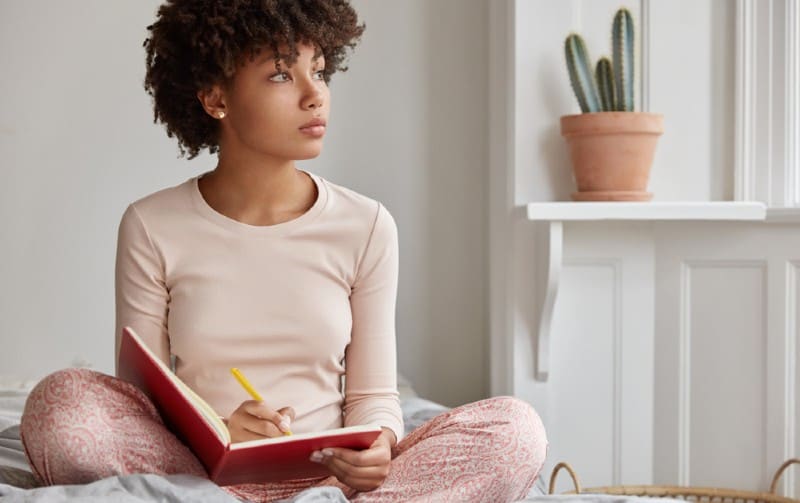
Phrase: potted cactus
[{"left": 562, "top": 8, "right": 663, "bottom": 201}]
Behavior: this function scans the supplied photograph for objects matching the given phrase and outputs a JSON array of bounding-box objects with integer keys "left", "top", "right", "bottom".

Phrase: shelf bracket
[{"left": 534, "top": 220, "right": 563, "bottom": 381}]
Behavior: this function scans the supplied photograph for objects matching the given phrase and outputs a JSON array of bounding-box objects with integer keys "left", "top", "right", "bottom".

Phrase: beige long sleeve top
[{"left": 114, "top": 170, "right": 403, "bottom": 441}]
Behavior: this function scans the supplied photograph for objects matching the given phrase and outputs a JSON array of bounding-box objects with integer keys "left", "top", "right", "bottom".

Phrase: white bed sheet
[{"left": 0, "top": 390, "right": 32, "bottom": 473}]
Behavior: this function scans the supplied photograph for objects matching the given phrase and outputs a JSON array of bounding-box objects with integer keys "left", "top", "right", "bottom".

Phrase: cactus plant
[
  {"left": 560, "top": 8, "right": 662, "bottom": 202},
  {"left": 565, "top": 34, "right": 601, "bottom": 113},
  {"left": 612, "top": 8, "right": 634, "bottom": 111},
  {"left": 596, "top": 57, "right": 615, "bottom": 112},
  {"left": 564, "top": 7, "right": 635, "bottom": 113}
]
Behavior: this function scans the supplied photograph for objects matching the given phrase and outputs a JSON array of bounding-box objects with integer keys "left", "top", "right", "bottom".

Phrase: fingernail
[
  {"left": 279, "top": 415, "right": 291, "bottom": 433},
  {"left": 310, "top": 451, "right": 324, "bottom": 463},
  {"left": 321, "top": 448, "right": 333, "bottom": 457}
]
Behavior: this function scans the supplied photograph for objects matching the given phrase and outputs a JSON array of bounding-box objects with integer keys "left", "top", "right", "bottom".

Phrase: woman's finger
[
  {"left": 276, "top": 406, "right": 296, "bottom": 422},
  {"left": 321, "top": 445, "right": 390, "bottom": 467},
  {"left": 324, "top": 455, "right": 390, "bottom": 480},
  {"left": 242, "top": 400, "right": 283, "bottom": 423},
  {"left": 231, "top": 427, "right": 273, "bottom": 442},
  {"left": 242, "top": 416, "right": 283, "bottom": 437},
  {"left": 275, "top": 406, "right": 295, "bottom": 433},
  {"left": 241, "top": 401, "right": 291, "bottom": 434},
  {"left": 318, "top": 456, "right": 382, "bottom": 491},
  {"left": 325, "top": 462, "right": 385, "bottom": 492}
]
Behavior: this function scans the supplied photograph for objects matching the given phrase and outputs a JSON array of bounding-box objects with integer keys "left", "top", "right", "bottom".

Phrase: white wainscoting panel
[
  {"left": 546, "top": 261, "right": 619, "bottom": 486},
  {"left": 528, "top": 222, "right": 655, "bottom": 489},
  {"left": 655, "top": 223, "right": 800, "bottom": 496},
  {"left": 684, "top": 261, "right": 767, "bottom": 489}
]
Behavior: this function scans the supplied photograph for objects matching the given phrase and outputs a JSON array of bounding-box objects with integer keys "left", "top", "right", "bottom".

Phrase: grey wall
[{"left": 0, "top": 1, "right": 489, "bottom": 406}]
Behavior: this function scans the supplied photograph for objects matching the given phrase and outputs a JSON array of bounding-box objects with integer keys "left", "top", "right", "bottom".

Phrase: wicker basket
[{"left": 548, "top": 458, "right": 800, "bottom": 502}]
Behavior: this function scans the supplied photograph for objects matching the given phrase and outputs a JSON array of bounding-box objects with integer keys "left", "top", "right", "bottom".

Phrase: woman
[{"left": 20, "top": 1, "right": 547, "bottom": 501}]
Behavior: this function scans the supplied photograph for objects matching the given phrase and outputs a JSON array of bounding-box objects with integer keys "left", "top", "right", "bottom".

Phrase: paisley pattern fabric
[{"left": 21, "top": 369, "right": 547, "bottom": 502}]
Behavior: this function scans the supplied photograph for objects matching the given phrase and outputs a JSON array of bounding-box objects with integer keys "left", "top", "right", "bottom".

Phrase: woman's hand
[
  {"left": 226, "top": 401, "right": 295, "bottom": 443},
  {"left": 310, "top": 428, "right": 396, "bottom": 491}
]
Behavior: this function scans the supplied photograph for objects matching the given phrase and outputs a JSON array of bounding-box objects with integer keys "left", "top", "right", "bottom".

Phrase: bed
[{"left": 0, "top": 376, "right": 678, "bottom": 502}]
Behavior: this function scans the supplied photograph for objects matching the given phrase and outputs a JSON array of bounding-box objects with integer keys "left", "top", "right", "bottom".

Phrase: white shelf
[
  {"left": 526, "top": 201, "right": 767, "bottom": 221},
  {"left": 527, "top": 200, "right": 773, "bottom": 383},
  {"left": 526, "top": 201, "right": 797, "bottom": 383}
]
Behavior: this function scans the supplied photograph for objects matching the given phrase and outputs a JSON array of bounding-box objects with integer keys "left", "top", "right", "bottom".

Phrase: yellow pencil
[
  {"left": 230, "top": 367, "right": 264, "bottom": 401},
  {"left": 230, "top": 368, "right": 291, "bottom": 435}
]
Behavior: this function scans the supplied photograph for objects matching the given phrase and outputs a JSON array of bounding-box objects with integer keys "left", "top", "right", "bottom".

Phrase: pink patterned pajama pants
[{"left": 20, "top": 369, "right": 547, "bottom": 502}]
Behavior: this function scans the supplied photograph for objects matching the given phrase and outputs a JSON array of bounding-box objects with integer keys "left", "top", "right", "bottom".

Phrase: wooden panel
[
  {"left": 683, "top": 262, "right": 767, "bottom": 489},
  {"left": 546, "top": 262, "right": 618, "bottom": 487},
  {"left": 525, "top": 222, "right": 655, "bottom": 488},
  {"left": 655, "top": 223, "right": 800, "bottom": 490}
]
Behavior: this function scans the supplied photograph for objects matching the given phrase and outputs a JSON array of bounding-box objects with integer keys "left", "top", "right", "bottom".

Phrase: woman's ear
[{"left": 197, "top": 85, "right": 227, "bottom": 119}]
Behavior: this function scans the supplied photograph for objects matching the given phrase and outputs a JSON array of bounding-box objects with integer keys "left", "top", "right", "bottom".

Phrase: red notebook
[{"left": 117, "top": 326, "right": 382, "bottom": 485}]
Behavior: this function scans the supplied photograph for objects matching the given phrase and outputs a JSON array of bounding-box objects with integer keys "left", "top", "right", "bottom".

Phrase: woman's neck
[{"left": 198, "top": 153, "right": 317, "bottom": 227}]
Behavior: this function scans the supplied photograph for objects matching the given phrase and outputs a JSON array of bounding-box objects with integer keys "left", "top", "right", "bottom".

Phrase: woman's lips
[{"left": 299, "top": 125, "right": 326, "bottom": 138}]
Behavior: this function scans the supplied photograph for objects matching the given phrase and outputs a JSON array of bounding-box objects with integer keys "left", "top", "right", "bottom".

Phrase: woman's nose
[{"left": 301, "top": 80, "right": 324, "bottom": 110}]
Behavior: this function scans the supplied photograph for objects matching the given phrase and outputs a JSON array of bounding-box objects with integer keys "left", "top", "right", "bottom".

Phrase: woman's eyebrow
[
  {"left": 254, "top": 51, "right": 325, "bottom": 66},
  {"left": 259, "top": 55, "right": 324, "bottom": 69}
]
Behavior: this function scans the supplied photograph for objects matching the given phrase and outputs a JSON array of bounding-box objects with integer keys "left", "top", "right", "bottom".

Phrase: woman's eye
[
  {"left": 269, "top": 72, "right": 290, "bottom": 82},
  {"left": 313, "top": 70, "right": 325, "bottom": 81}
]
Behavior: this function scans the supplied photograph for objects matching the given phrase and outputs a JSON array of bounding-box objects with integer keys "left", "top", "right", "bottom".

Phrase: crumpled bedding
[
  {"left": 0, "top": 384, "right": 552, "bottom": 502},
  {"left": 0, "top": 473, "right": 239, "bottom": 502}
]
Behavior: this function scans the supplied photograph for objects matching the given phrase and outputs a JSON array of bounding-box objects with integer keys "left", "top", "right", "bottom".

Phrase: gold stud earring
[{"left": 217, "top": 111, "right": 226, "bottom": 119}]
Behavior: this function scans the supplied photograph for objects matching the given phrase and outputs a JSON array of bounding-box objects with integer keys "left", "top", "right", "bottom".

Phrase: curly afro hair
[{"left": 143, "top": 0, "right": 365, "bottom": 159}]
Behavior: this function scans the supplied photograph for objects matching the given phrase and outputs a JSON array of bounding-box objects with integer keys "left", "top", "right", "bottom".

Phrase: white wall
[{"left": 0, "top": 1, "right": 489, "bottom": 406}]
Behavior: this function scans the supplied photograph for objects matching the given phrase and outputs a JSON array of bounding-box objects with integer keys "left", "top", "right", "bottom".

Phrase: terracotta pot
[{"left": 560, "top": 112, "right": 664, "bottom": 201}]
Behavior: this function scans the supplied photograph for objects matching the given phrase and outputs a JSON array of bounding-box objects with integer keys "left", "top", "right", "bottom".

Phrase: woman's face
[{"left": 218, "top": 42, "right": 330, "bottom": 161}]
